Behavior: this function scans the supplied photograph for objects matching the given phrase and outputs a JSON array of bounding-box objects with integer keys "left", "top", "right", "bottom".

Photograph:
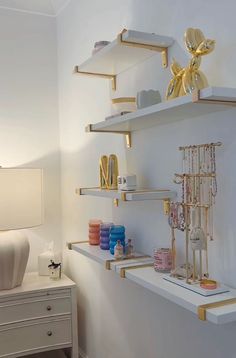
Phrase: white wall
[
  {"left": 57, "top": 1, "right": 236, "bottom": 357},
  {"left": 0, "top": 8, "right": 61, "bottom": 271}
]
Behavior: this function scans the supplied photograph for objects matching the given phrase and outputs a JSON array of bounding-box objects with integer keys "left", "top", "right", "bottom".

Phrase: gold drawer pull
[
  {"left": 47, "top": 331, "right": 53, "bottom": 336},
  {"left": 46, "top": 305, "right": 52, "bottom": 311}
]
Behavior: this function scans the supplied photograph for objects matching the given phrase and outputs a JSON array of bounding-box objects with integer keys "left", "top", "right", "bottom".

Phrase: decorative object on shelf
[
  {"left": 48, "top": 260, "right": 62, "bottom": 280},
  {"left": 168, "top": 202, "right": 185, "bottom": 271},
  {"left": 166, "top": 28, "right": 215, "bottom": 100},
  {"left": 136, "top": 89, "right": 161, "bottom": 109},
  {"left": 109, "top": 225, "right": 125, "bottom": 255},
  {"left": 89, "top": 219, "right": 102, "bottom": 245},
  {"left": 100, "top": 155, "right": 108, "bottom": 189},
  {"left": 114, "top": 240, "right": 124, "bottom": 259},
  {"left": 38, "top": 241, "right": 62, "bottom": 276},
  {"left": 165, "top": 142, "right": 223, "bottom": 296},
  {"left": 125, "top": 238, "right": 134, "bottom": 258},
  {"left": 200, "top": 279, "right": 217, "bottom": 290},
  {"left": 117, "top": 174, "right": 137, "bottom": 191},
  {"left": 108, "top": 154, "right": 119, "bottom": 190},
  {"left": 112, "top": 97, "right": 136, "bottom": 113},
  {"left": 92, "top": 40, "right": 110, "bottom": 55},
  {"left": 99, "top": 154, "right": 119, "bottom": 190},
  {"left": 100, "top": 222, "right": 113, "bottom": 250},
  {"left": 0, "top": 168, "right": 43, "bottom": 290},
  {"left": 171, "top": 263, "right": 193, "bottom": 279},
  {"left": 154, "top": 248, "right": 172, "bottom": 273}
]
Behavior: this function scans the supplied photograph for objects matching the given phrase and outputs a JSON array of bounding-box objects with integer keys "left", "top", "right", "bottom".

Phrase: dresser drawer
[
  {"left": 0, "top": 317, "right": 72, "bottom": 357},
  {"left": 0, "top": 295, "right": 71, "bottom": 325}
]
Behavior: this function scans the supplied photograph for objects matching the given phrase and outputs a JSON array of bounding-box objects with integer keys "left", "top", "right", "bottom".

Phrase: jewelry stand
[{"left": 164, "top": 142, "right": 228, "bottom": 296}]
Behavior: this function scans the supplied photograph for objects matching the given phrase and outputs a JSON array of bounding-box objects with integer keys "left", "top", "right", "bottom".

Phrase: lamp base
[{"left": 0, "top": 231, "right": 29, "bottom": 290}]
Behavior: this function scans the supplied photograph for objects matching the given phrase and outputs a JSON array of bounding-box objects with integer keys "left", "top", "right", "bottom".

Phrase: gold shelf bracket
[
  {"left": 117, "top": 29, "right": 169, "bottom": 68},
  {"left": 120, "top": 262, "right": 153, "bottom": 278},
  {"left": 73, "top": 66, "right": 117, "bottom": 91},
  {"left": 67, "top": 240, "right": 89, "bottom": 250},
  {"left": 105, "top": 256, "right": 151, "bottom": 271},
  {"left": 198, "top": 298, "right": 236, "bottom": 321},
  {"left": 85, "top": 124, "right": 132, "bottom": 148},
  {"left": 192, "top": 90, "right": 236, "bottom": 106}
]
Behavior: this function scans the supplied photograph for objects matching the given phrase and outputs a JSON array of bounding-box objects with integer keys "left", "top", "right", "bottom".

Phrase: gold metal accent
[
  {"left": 198, "top": 298, "right": 236, "bottom": 321},
  {"left": 108, "top": 154, "right": 119, "bottom": 190},
  {"left": 192, "top": 90, "right": 236, "bottom": 106},
  {"left": 166, "top": 28, "right": 215, "bottom": 100},
  {"left": 120, "top": 263, "right": 154, "bottom": 278},
  {"left": 175, "top": 173, "right": 216, "bottom": 178},
  {"left": 85, "top": 124, "right": 132, "bottom": 148},
  {"left": 67, "top": 240, "right": 89, "bottom": 250},
  {"left": 76, "top": 187, "right": 99, "bottom": 195},
  {"left": 112, "top": 97, "right": 136, "bottom": 104},
  {"left": 161, "top": 49, "right": 168, "bottom": 68},
  {"left": 113, "top": 198, "right": 119, "bottom": 207},
  {"left": 125, "top": 133, "right": 131, "bottom": 148},
  {"left": 100, "top": 155, "right": 108, "bottom": 189},
  {"left": 105, "top": 255, "right": 151, "bottom": 270},
  {"left": 117, "top": 29, "right": 169, "bottom": 68},
  {"left": 179, "top": 141, "right": 222, "bottom": 150},
  {"left": 163, "top": 199, "right": 170, "bottom": 215},
  {"left": 73, "top": 66, "right": 117, "bottom": 90},
  {"left": 121, "top": 192, "right": 127, "bottom": 201}
]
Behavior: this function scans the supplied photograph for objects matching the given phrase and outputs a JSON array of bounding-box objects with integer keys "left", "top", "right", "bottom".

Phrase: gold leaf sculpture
[{"left": 166, "top": 28, "right": 215, "bottom": 100}]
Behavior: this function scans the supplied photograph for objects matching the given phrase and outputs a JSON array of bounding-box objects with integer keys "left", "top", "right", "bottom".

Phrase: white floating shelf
[
  {"left": 71, "top": 242, "right": 153, "bottom": 272},
  {"left": 87, "top": 87, "right": 236, "bottom": 133},
  {"left": 126, "top": 267, "right": 236, "bottom": 325},
  {"left": 76, "top": 188, "right": 176, "bottom": 202},
  {"left": 71, "top": 243, "right": 236, "bottom": 324},
  {"left": 74, "top": 29, "right": 174, "bottom": 90},
  {"left": 72, "top": 242, "right": 114, "bottom": 266}
]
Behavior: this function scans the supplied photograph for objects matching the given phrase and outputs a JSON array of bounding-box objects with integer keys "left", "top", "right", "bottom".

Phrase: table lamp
[{"left": 0, "top": 168, "right": 43, "bottom": 290}]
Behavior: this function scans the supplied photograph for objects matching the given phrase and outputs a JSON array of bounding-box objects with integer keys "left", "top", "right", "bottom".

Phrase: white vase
[{"left": 0, "top": 231, "right": 29, "bottom": 290}]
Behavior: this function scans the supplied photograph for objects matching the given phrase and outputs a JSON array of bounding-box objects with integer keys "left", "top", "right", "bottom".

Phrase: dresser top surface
[{"left": 0, "top": 272, "right": 76, "bottom": 298}]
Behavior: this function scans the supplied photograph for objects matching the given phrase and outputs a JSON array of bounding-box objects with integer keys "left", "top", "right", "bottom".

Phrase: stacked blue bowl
[
  {"left": 100, "top": 222, "right": 113, "bottom": 250},
  {"left": 109, "top": 225, "right": 125, "bottom": 255}
]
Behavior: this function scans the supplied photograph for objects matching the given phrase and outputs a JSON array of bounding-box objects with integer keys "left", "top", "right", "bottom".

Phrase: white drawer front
[
  {"left": 0, "top": 318, "right": 72, "bottom": 357},
  {"left": 0, "top": 296, "right": 71, "bottom": 325}
]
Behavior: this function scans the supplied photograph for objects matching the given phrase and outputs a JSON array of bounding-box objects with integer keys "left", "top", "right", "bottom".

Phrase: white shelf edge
[
  {"left": 125, "top": 267, "right": 236, "bottom": 325},
  {"left": 88, "top": 87, "right": 236, "bottom": 133},
  {"left": 71, "top": 242, "right": 236, "bottom": 324},
  {"left": 77, "top": 188, "right": 177, "bottom": 201},
  {"left": 77, "top": 29, "right": 174, "bottom": 76}
]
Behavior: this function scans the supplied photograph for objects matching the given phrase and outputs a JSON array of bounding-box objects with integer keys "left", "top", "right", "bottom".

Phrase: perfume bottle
[
  {"left": 114, "top": 240, "right": 124, "bottom": 259},
  {"left": 48, "top": 260, "right": 62, "bottom": 280},
  {"left": 109, "top": 225, "right": 125, "bottom": 255},
  {"left": 125, "top": 239, "right": 134, "bottom": 257}
]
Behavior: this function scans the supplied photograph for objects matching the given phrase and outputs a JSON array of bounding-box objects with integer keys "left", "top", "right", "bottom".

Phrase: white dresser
[{"left": 0, "top": 272, "right": 78, "bottom": 358}]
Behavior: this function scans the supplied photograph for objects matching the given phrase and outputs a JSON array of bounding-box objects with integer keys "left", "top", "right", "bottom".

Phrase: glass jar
[{"left": 154, "top": 248, "right": 172, "bottom": 273}]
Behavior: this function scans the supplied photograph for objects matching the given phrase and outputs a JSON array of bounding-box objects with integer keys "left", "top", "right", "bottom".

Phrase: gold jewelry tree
[{"left": 166, "top": 142, "right": 225, "bottom": 295}]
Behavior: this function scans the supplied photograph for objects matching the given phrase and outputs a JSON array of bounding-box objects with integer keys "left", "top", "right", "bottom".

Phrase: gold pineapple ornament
[{"left": 166, "top": 28, "right": 215, "bottom": 100}]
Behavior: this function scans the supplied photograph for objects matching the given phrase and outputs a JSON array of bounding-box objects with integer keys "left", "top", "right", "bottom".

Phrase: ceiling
[{"left": 0, "top": 0, "right": 70, "bottom": 16}]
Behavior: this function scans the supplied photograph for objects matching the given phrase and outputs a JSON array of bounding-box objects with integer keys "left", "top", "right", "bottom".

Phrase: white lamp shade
[{"left": 0, "top": 168, "right": 43, "bottom": 231}]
